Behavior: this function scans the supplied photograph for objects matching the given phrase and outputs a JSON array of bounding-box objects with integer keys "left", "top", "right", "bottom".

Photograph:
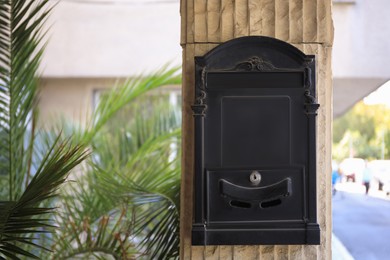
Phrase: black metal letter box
[{"left": 191, "top": 36, "right": 320, "bottom": 245}]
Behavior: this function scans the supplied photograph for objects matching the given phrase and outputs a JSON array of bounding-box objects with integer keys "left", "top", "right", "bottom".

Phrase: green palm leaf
[
  {"left": 0, "top": 0, "right": 52, "bottom": 200},
  {"left": 0, "top": 0, "right": 182, "bottom": 258},
  {"left": 91, "top": 99, "right": 181, "bottom": 259},
  {"left": 48, "top": 89, "right": 181, "bottom": 259},
  {"left": 0, "top": 137, "right": 89, "bottom": 259},
  {"left": 0, "top": 1, "right": 92, "bottom": 258}
]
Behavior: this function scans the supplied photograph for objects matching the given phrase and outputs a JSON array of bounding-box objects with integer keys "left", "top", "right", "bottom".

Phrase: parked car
[
  {"left": 368, "top": 160, "right": 390, "bottom": 194},
  {"left": 339, "top": 158, "right": 365, "bottom": 183}
]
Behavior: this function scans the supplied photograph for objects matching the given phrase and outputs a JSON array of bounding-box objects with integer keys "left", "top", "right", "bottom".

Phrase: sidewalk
[
  {"left": 331, "top": 182, "right": 390, "bottom": 260},
  {"left": 332, "top": 233, "right": 354, "bottom": 260},
  {"left": 335, "top": 182, "right": 390, "bottom": 201}
]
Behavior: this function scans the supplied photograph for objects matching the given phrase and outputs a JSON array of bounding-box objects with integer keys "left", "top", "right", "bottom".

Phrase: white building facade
[{"left": 39, "top": 0, "right": 390, "bottom": 122}]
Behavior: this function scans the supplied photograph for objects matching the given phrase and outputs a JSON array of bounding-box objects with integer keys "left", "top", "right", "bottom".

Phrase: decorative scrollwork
[
  {"left": 304, "top": 90, "right": 317, "bottom": 104},
  {"left": 192, "top": 103, "right": 207, "bottom": 116},
  {"left": 234, "top": 56, "right": 277, "bottom": 71},
  {"left": 192, "top": 67, "right": 208, "bottom": 117},
  {"left": 304, "top": 67, "right": 312, "bottom": 89},
  {"left": 303, "top": 63, "right": 319, "bottom": 115},
  {"left": 196, "top": 90, "right": 206, "bottom": 105},
  {"left": 304, "top": 89, "right": 320, "bottom": 115}
]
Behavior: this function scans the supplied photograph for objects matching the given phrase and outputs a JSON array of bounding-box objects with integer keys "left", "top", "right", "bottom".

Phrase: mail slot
[{"left": 191, "top": 36, "right": 320, "bottom": 245}]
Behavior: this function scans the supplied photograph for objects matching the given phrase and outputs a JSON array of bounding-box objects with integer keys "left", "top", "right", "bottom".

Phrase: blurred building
[
  {"left": 38, "top": 0, "right": 181, "bottom": 125},
  {"left": 333, "top": 0, "right": 390, "bottom": 117},
  {"left": 39, "top": 0, "right": 390, "bottom": 122}
]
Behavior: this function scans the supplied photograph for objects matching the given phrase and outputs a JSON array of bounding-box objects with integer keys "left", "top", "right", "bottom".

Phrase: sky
[{"left": 364, "top": 80, "right": 390, "bottom": 107}]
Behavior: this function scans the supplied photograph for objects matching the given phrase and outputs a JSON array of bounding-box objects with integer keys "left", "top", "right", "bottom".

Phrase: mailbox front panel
[
  {"left": 220, "top": 96, "right": 291, "bottom": 167},
  {"left": 191, "top": 36, "right": 320, "bottom": 245}
]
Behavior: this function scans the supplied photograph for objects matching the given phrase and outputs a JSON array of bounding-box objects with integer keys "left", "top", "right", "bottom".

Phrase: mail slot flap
[
  {"left": 220, "top": 177, "right": 292, "bottom": 202},
  {"left": 206, "top": 167, "right": 306, "bottom": 223}
]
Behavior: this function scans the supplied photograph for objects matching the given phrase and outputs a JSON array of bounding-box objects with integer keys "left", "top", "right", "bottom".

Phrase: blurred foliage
[
  {"left": 39, "top": 79, "right": 181, "bottom": 260},
  {"left": 0, "top": 0, "right": 182, "bottom": 258},
  {"left": 333, "top": 101, "right": 390, "bottom": 161},
  {"left": 0, "top": 1, "right": 91, "bottom": 258}
]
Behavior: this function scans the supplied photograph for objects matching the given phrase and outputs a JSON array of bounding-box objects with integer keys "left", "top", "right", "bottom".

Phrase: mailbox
[{"left": 191, "top": 36, "right": 320, "bottom": 245}]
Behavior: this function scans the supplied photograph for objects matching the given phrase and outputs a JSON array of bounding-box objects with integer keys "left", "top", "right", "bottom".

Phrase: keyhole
[{"left": 250, "top": 171, "right": 261, "bottom": 185}]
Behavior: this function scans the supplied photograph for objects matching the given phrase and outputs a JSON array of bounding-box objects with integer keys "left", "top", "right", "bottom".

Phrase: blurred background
[
  {"left": 37, "top": 0, "right": 390, "bottom": 259},
  {"left": 332, "top": 1, "right": 390, "bottom": 260},
  {"left": 38, "top": 0, "right": 182, "bottom": 126}
]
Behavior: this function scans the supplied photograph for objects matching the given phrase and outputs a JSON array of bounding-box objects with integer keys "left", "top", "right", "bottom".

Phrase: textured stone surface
[
  {"left": 180, "top": 1, "right": 334, "bottom": 259},
  {"left": 181, "top": 0, "right": 333, "bottom": 46}
]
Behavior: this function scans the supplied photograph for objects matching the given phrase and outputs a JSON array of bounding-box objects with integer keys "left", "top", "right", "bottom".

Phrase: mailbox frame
[{"left": 191, "top": 36, "right": 320, "bottom": 245}]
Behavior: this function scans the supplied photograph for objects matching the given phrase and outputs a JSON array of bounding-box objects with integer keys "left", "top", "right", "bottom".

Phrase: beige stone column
[{"left": 180, "top": 1, "right": 334, "bottom": 259}]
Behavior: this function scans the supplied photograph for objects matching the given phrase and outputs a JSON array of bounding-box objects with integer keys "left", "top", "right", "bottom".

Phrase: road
[{"left": 333, "top": 183, "right": 390, "bottom": 260}]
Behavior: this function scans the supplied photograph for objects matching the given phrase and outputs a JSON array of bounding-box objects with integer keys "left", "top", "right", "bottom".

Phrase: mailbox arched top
[{"left": 195, "top": 36, "right": 314, "bottom": 71}]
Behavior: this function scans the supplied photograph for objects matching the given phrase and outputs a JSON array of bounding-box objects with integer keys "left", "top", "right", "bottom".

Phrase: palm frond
[
  {"left": 93, "top": 115, "right": 181, "bottom": 259},
  {"left": 50, "top": 189, "right": 138, "bottom": 259},
  {"left": 1, "top": 0, "right": 183, "bottom": 259},
  {"left": 50, "top": 93, "right": 182, "bottom": 259},
  {"left": 85, "top": 65, "right": 181, "bottom": 144},
  {"left": 0, "top": 137, "right": 89, "bottom": 259},
  {"left": 0, "top": 0, "right": 52, "bottom": 200},
  {"left": 0, "top": 1, "right": 94, "bottom": 258}
]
